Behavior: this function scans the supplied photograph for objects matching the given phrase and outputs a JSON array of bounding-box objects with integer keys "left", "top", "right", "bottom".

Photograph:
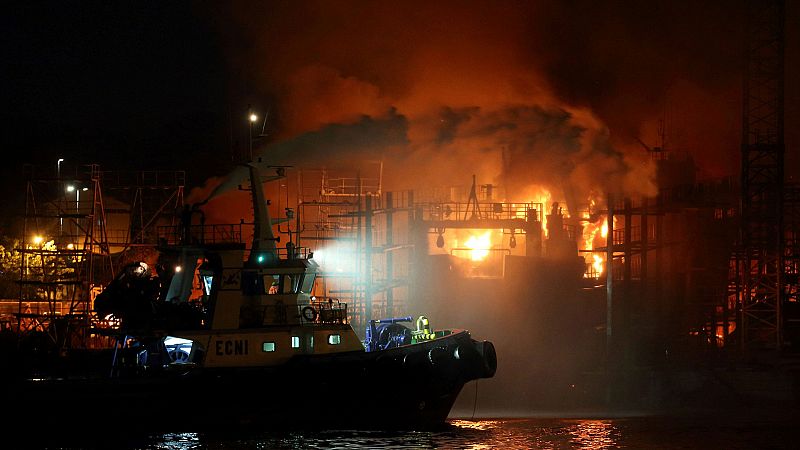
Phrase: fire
[
  {"left": 581, "top": 218, "right": 608, "bottom": 253},
  {"left": 464, "top": 230, "right": 492, "bottom": 261},
  {"left": 523, "top": 186, "right": 552, "bottom": 237},
  {"left": 593, "top": 254, "right": 604, "bottom": 274},
  {"left": 581, "top": 213, "right": 610, "bottom": 278}
]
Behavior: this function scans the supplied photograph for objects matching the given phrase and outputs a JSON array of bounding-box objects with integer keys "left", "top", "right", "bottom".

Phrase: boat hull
[{"left": 5, "top": 330, "right": 495, "bottom": 432}]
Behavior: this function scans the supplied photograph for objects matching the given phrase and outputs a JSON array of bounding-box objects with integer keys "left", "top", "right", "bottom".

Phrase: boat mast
[{"left": 247, "top": 163, "right": 279, "bottom": 265}]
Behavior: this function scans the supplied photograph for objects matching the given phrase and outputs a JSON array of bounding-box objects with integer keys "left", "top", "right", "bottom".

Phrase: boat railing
[
  {"left": 294, "top": 297, "right": 348, "bottom": 325},
  {"left": 417, "top": 201, "right": 543, "bottom": 223},
  {"left": 157, "top": 223, "right": 243, "bottom": 246},
  {"left": 250, "top": 246, "right": 314, "bottom": 261},
  {"left": 254, "top": 298, "right": 348, "bottom": 326},
  {"left": 309, "top": 298, "right": 348, "bottom": 325},
  {"left": 157, "top": 224, "right": 315, "bottom": 259}
]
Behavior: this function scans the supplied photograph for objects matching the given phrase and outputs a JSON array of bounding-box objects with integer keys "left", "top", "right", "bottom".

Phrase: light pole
[
  {"left": 67, "top": 185, "right": 76, "bottom": 247},
  {"left": 78, "top": 187, "right": 87, "bottom": 212},
  {"left": 248, "top": 106, "right": 258, "bottom": 162},
  {"left": 66, "top": 185, "right": 88, "bottom": 247},
  {"left": 57, "top": 159, "right": 64, "bottom": 236},
  {"left": 66, "top": 185, "right": 86, "bottom": 214}
]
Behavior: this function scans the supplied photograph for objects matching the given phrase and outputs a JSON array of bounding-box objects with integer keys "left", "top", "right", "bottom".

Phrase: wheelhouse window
[
  {"left": 265, "top": 275, "right": 279, "bottom": 294},
  {"left": 300, "top": 273, "right": 315, "bottom": 293},
  {"left": 262, "top": 342, "right": 276, "bottom": 352},
  {"left": 328, "top": 334, "right": 341, "bottom": 345},
  {"left": 202, "top": 275, "right": 213, "bottom": 295},
  {"left": 291, "top": 336, "right": 300, "bottom": 348},
  {"left": 263, "top": 274, "right": 300, "bottom": 294},
  {"left": 283, "top": 274, "right": 300, "bottom": 294}
]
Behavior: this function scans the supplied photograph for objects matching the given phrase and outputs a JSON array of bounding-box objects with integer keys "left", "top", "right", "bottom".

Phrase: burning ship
[{"left": 3, "top": 163, "right": 496, "bottom": 431}]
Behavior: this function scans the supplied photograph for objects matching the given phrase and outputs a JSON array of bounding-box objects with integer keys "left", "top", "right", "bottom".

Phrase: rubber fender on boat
[
  {"left": 402, "top": 350, "right": 429, "bottom": 371},
  {"left": 454, "top": 341, "right": 485, "bottom": 379},
  {"left": 453, "top": 342, "right": 480, "bottom": 362},
  {"left": 475, "top": 340, "right": 497, "bottom": 378},
  {"left": 427, "top": 346, "right": 449, "bottom": 367},
  {"left": 375, "top": 353, "right": 404, "bottom": 368}
]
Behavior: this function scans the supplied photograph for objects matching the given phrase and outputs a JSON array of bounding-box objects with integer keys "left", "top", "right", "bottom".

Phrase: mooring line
[{"left": 471, "top": 379, "right": 479, "bottom": 420}]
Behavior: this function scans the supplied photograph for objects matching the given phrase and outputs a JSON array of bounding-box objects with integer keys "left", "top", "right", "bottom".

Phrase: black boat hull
[{"left": 5, "top": 330, "right": 496, "bottom": 432}]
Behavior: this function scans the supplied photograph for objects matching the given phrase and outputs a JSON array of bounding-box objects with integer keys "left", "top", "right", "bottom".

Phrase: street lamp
[
  {"left": 66, "top": 185, "right": 78, "bottom": 232},
  {"left": 248, "top": 107, "right": 258, "bottom": 162},
  {"left": 66, "top": 185, "right": 86, "bottom": 214},
  {"left": 57, "top": 158, "right": 64, "bottom": 179}
]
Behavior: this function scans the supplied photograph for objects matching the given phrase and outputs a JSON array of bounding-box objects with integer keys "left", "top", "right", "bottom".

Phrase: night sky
[
  {"left": 2, "top": 2, "right": 232, "bottom": 229},
  {"left": 3, "top": 1, "right": 799, "bottom": 230}
]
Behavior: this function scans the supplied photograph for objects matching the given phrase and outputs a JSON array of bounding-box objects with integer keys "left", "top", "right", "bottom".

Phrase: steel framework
[
  {"left": 740, "top": 0, "right": 785, "bottom": 349},
  {"left": 295, "top": 163, "right": 411, "bottom": 333},
  {"left": 17, "top": 164, "right": 113, "bottom": 349},
  {"left": 12, "top": 164, "right": 186, "bottom": 350}
]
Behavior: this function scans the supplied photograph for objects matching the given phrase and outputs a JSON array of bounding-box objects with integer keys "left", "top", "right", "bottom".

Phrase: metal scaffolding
[
  {"left": 739, "top": 0, "right": 786, "bottom": 350},
  {"left": 296, "top": 162, "right": 412, "bottom": 334},
  {"left": 101, "top": 169, "right": 186, "bottom": 249},
  {"left": 16, "top": 163, "right": 113, "bottom": 349},
  {"left": 12, "top": 164, "right": 186, "bottom": 350}
]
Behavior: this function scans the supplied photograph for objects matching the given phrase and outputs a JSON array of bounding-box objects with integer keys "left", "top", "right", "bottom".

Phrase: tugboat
[{"left": 4, "top": 163, "right": 496, "bottom": 431}]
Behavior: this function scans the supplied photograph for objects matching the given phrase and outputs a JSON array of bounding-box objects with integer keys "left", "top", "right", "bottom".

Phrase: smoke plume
[{"left": 191, "top": 1, "right": 747, "bottom": 210}]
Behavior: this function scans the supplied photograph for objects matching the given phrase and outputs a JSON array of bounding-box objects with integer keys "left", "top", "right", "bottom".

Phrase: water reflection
[
  {"left": 136, "top": 420, "right": 613, "bottom": 450},
  {"left": 87, "top": 416, "right": 800, "bottom": 450},
  {"left": 153, "top": 433, "right": 202, "bottom": 450},
  {"left": 449, "top": 418, "right": 619, "bottom": 449},
  {"left": 30, "top": 415, "right": 797, "bottom": 449},
  {"left": 450, "top": 419, "right": 501, "bottom": 431},
  {"left": 568, "top": 420, "right": 618, "bottom": 449}
]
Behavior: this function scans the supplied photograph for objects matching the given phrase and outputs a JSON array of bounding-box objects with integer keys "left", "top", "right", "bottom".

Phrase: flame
[
  {"left": 581, "top": 218, "right": 607, "bottom": 253},
  {"left": 581, "top": 214, "right": 610, "bottom": 278},
  {"left": 464, "top": 230, "right": 492, "bottom": 261},
  {"left": 523, "top": 186, "right": 552, "bottom": 237},
  {"left": 593, "top": 254, "right": 604, "bottom": 274}
]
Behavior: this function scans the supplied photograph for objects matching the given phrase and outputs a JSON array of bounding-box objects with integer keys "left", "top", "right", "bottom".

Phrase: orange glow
[
  {"left": 581, "top": 208, "right": 611, "bottom": 278},
  {"left": 523, "top": 186, "right": 552, "bottom": 237},
  {"left": 450, "top": 419, "right": 500, "bottom": 431},
  {"left": 569, "top": 420, "right": 617, "bottom": 449},
  {"left": 581, "top": 218, "right": 607, "bottom": 252},
  {"left": 464, "top": 230, "right": 492, "bottom": 261},
  {"left": 593, "top": 254, "right": 604, "bottom": 274}
]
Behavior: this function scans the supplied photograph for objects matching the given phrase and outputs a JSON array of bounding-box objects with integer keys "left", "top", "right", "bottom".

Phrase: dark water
[{"left": 26, "top": 415, "right": 797, "bottom": 449}]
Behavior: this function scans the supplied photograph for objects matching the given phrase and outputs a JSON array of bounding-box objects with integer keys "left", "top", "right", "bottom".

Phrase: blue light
[{"left": 257, "top": 255, "right": 265, "bottom": 263}]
